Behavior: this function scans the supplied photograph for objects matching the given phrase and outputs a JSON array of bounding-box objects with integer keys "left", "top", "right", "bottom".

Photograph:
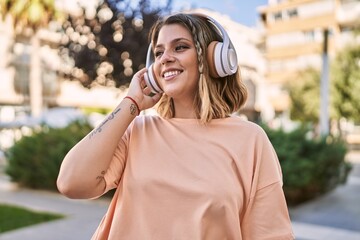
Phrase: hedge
[
  {"left": 263, "top": 125, "right": 352, "bottom": 205},
  {"left": 5, "top": 120, "right": 92, "bottom": 190}
]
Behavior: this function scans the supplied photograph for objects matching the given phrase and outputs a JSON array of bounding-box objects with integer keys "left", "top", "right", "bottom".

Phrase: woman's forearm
[{"left": 57, "top": 98, "right": 137, "bottom": 199}]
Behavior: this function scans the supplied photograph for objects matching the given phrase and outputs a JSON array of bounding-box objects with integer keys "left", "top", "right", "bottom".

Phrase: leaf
[
  {"left": 9, "top": 0, "right": 28, "bottom": 16},
  {"left": 27, "top": 1, "right": 44, "bottom": 25}
]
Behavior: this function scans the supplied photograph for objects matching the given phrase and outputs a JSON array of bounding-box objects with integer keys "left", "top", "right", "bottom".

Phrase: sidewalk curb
[{"left": 292, "top": 221, "right": 360, "bottom": 240}]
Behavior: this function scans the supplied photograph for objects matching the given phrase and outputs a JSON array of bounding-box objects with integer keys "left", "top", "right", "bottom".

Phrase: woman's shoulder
[
  {"left": 132, "top": 114, "right": 165, "bottom": 126},
  {"left": 226, "top": 116, "right": 263, "bottom": 129},
  {"left": 225, "top": 116, "right": 269, "bottom": 138}
]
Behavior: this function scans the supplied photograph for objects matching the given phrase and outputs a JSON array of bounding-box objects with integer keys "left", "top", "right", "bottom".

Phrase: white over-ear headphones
[
  {"left": 144, "top": 44, "right": 163, "bottom": 94},
  {"left": 144, "top": 13, "right": 238, "bottom": 94}
]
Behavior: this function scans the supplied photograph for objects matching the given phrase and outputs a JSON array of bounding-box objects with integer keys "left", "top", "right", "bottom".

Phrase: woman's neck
[{"left": 172, "top": 98, "right": 197, "bottom": 119}]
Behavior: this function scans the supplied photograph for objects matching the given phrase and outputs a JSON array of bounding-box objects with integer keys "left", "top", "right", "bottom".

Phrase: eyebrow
[{"left": 155, "top": 37, "right": 193, "bottom": 49}]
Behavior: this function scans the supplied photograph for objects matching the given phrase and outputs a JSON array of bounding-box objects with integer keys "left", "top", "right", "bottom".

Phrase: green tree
[
  {"left": 0, "top": 0, "right": 62, "bottom": 116},
  {"left": 288, "top": 43, "right": 360, "bottom": 126},
  {"left": 331, "top": 44, "right": 360, "bottom": 123},
  {"left": 59, "top": 0, "right": 172, "bottom": 88},
  {"left": 287, "top": 67, "right": 321, "bottom": 123}
]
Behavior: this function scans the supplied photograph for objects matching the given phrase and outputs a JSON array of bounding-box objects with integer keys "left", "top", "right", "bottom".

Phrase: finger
[
  {"left": 133, "top": 68, "right": 147, "bottom": 83},
  {"left": 142, "top": 86, "right": 152, "bottom": 96},
  {"left": 140, "top": 79, "right": 147, "bottom": 89},
  {"left": 135, "top": 68, "right": 147, "bottom": 77},
  {"left": 130, "top": 68, "right": 147, "bottom": 90},
  {"left": 151, "top": 93, "right": 163, "bottom": 103}
]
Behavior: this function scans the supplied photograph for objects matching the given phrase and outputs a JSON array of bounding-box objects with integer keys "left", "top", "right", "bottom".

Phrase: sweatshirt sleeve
[
  {"left": 102, "top": 124, "right": 132, "bottom": 194},
  {"left": 241, "top": 128, "right": 295, "bottom": 240}
]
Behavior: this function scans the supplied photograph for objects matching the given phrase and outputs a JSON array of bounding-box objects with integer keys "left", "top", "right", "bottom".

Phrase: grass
[{"left": 0, "top": 204, "right": 64, "bottom": 234}]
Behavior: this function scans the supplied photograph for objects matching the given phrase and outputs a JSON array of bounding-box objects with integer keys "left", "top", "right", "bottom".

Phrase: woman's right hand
[{"left": 126, "top": 68, "right": 162, "bottom": 112}]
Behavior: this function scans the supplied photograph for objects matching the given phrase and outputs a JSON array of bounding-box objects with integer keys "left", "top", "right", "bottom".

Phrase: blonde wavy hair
[{"left": 149, "top": 13, "right": 247, "bottom": 123}]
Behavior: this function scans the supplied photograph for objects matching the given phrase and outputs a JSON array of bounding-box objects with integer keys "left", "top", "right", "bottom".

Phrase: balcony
[{"left": 337, "top": 1, "right": 360, "bottom": 25}]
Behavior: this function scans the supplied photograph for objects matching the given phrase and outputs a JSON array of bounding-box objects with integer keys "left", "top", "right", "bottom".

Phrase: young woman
[{"left": 57, "top": 13, "right": 294, "bottom": 240}]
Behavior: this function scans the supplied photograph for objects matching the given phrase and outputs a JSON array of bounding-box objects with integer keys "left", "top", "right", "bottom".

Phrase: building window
[
  {"left": 273, "top": 11, "right": 282, "bottom": 21},
  {"left": 340, "top": 26, "right": 353, "bottom": 33},
  {"left": 287, "top": 8, "right": 298, "bottom": 18},
  {"left": 327, "top": 28, "right": 334, "bottom": 36},
  {"left": 269, "top": 60, "right": 284, "bottom": 72},
  {"left": 304, "top": 30, "right": 315, "bottom": 41}
]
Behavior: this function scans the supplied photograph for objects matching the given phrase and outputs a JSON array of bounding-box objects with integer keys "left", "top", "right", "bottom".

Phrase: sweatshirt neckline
[{"left": 165, "top": 116, "right": 236, "bottom": 124}]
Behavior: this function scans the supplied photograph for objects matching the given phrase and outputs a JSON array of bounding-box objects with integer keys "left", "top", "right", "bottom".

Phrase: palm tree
[{"left": 0, "top": 0, "right": 61, "bottom": 117}]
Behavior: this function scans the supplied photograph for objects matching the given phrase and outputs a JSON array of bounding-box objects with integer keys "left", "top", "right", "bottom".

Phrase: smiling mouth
[{"left": 163, "top": 70, "right": 182, "bottom": 79}]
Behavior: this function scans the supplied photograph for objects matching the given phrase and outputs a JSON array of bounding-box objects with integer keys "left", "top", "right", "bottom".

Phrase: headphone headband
[
  {"left": 196, "top": 14, "right": 230, "bottom": 45},
  {"left": 197, "top": 14, "right": 238, "bottom": 77}
]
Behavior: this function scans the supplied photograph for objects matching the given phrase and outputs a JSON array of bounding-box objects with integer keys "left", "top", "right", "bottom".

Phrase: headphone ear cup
[
  {"left": 207, "top": 41, "right": 220, "bottom": 78},
  {"left": 144, "top": 64, "right": 163, "bottom": 94},
  {"left": 207, "top": 41, "right": 229, "bottom": 78}
]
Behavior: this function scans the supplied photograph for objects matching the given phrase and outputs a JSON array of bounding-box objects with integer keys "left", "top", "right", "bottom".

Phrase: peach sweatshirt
[{"left": 91, "top": 116, "right": 294, "bottom": 240}]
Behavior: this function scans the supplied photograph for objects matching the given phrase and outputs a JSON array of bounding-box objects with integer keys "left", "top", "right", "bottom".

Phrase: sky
[{"left": 171, "top": 0, "right": 269, "bottom": 27}]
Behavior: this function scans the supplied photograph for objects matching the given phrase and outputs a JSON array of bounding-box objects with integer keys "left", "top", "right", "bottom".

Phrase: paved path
[
  {"left": 0, "top": 183, "right": 108, "bottom": 240},
  {"left": 290, "top": 151, "right": 360, "bottom": 240},
  {"left": 0, "top": 152, "right": 359, "bottom": 240}
]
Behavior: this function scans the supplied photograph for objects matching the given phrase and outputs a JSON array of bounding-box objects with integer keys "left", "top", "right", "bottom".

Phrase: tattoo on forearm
[
  {"left": 129, "top": 103, "right": 137, "bottom": 115},
  {"left": 96, "top": 170, "right": 106, "bottom": 181},
  {"left": 89, "top": 107, "right": 121, "bottom": 139}
]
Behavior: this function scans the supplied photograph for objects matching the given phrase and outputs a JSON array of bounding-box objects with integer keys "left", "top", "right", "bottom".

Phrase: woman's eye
[
  {"left": 175, "top": 45, "right": 189, "bottom": 51},
  {"left": 154, "top": 51, "right": 163, "bottom": 58}
]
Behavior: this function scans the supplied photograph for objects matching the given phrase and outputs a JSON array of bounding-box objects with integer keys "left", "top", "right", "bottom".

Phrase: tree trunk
[{"left": 29, "top": 31, "right": 43, "bottom": 117}]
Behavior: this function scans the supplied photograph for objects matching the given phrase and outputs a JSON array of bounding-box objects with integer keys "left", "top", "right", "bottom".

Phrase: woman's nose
[{"left": 160, "top": 50, "right": 175, "bottom": 65}]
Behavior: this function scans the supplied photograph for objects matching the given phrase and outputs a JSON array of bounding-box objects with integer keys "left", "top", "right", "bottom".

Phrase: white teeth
[{"left": 163, "top": 70, "right": 180, "bottom": 78}]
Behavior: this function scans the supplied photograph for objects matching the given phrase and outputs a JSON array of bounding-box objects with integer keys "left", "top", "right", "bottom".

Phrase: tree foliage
[
  {"left": 331, "top": 44, "right": 360, "bottom": 123},
  {"left": 59, "top": 0, "right": 172, "bottom": 88},
  {"left": 0, "top": 0, "right": 61, "bottom": 30},
  {"left": 287, "top": 43, "right": 360, "bottom": 124},
  {"left": 287, "top": 67, "right": 321, "bottom": 123}
]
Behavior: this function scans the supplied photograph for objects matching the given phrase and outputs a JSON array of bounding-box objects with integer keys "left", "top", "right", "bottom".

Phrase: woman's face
[{"left": 153, "top": 23, "right": 200, "bottom": 100}]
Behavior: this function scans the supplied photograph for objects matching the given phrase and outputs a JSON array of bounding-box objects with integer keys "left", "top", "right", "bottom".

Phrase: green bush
[
  {"left": 5, "top": 120, "right": 92, "bottom": 190},
  {"left": 263, "top": 125, "right": 352, "bottom": 205}
]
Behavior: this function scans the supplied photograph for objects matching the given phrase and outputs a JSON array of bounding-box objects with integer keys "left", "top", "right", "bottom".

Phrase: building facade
[{"left": 258, "top": 0, "right": 360, "bottom": 112}]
